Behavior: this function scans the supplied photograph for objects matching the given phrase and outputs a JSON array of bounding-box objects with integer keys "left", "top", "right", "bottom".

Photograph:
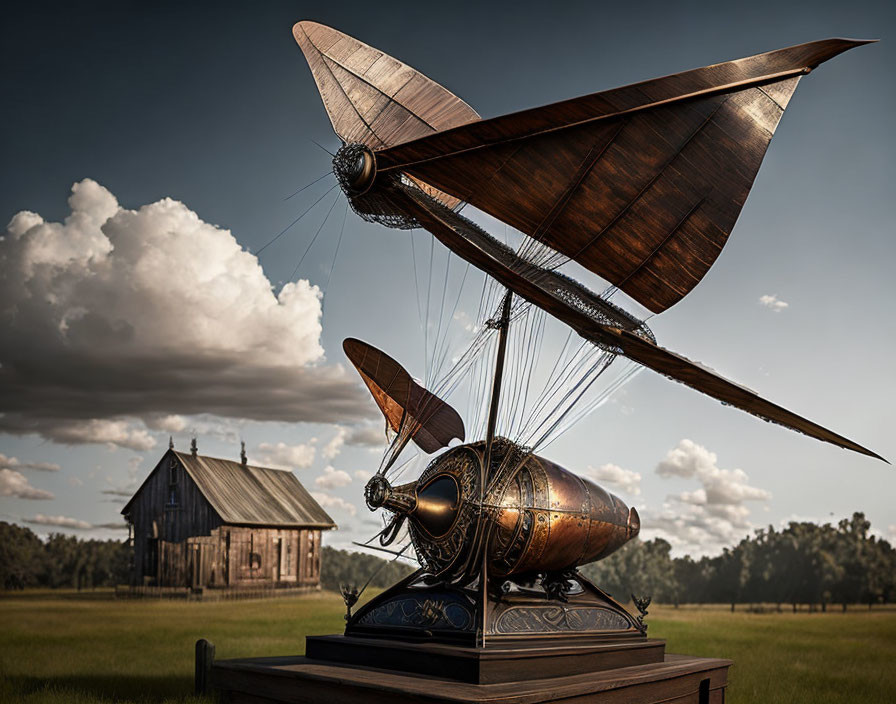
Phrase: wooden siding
[
  {"left": 124, "top": 450, "right": 325, "bottom": 589},
  {"left": 125, "top": 451, "right": 223, "bottom": 585},
  {"left": 152, "top": 526, "right": 322, "bottom": 589}
]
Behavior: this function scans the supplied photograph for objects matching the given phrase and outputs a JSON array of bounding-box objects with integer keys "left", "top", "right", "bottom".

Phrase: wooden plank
[{"left": 211, "top": 653, "right": 731, "bottom": 704}]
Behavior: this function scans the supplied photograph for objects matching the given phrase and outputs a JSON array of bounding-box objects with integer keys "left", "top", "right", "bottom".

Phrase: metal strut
[{"left": 479, "top": 290, "right": 513, "bottom": 648}]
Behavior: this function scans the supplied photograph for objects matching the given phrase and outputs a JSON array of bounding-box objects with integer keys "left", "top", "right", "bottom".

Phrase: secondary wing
[
  {"left": 344, "top": 338, "right": 465, "bottom": 454},
  {"left": 388, "top": 181, "right": 885, "bottom": 462},
  {"left": 374, "top": 39, "right": 872, "bottom": 312}
]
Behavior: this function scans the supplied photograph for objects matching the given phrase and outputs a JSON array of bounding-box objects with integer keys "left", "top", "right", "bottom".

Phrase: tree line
[
  {"left": 580, "top": 512, "right": 896, "bottom": 611},
  {"left": 0, "top": 522, "right": 130, "bottom": 590},
  {"left": 3, "top": 513, "right": 894, "bottom": 610}
]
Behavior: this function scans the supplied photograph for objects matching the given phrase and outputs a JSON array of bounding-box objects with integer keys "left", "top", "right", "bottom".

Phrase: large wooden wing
[
  {"left": 293, "top": 21, "right": 480, "bottom": 208},
  {"left": 388, "top": 181, "right": 885, "bottom": 462},
  {"left": 344, "top": 338, "right": 465, "bottom": 454},
  {"left": 375, "top": 39, "right": 872, "bottom": 313}
]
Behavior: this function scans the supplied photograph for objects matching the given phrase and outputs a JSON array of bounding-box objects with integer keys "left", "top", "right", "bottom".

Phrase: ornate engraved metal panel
[
  {"left": 356, "top": 592, "right": 474, "bottom": 632},
  {"left": 492, "top": 605, "right": 632, "bottom": 634}
]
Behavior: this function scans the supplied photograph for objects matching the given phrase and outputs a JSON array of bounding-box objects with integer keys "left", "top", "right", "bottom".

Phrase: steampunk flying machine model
[{"left": 292, "top": 22, "right": 882, "bottom": 646}]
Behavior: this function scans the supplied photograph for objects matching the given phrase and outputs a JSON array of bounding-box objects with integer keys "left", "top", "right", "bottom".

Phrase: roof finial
[
  {"left": 168, "top": 436, "right": 174, "bottom": 451},
  {"left": 190, "top": 437, "right": 198, "bottom": 457},
  {"left": 240, "top": 441, "right": 247, "bottom": 466}
]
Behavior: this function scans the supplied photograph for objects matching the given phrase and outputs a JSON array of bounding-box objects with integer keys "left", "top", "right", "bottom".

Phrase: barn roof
[{"left": 122, "top": 450, "right": 337, "bottom": 529}]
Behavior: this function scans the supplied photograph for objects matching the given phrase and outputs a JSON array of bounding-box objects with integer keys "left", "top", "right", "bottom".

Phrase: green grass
[
  {"left": 650, "top": 604, "right": 896, "bottom": 704},
  {"left": 1, "top": 593, "right": 894, "bottom": 703}
]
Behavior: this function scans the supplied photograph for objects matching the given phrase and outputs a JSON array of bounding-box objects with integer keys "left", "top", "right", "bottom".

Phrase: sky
[{"left": 2, "top": 0, "right": 894, "bottom": 558}]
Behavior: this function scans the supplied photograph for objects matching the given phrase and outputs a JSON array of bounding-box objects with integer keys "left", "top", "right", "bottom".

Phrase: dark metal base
[
  {"left": 211, "top": 651, "right": 732, "bottom": 703},
  {"left": 346, "top": 569, "right": 645, "bottom": 645},
  {"left": 306, "top": 633, "right": 666, "bottom": 684}
]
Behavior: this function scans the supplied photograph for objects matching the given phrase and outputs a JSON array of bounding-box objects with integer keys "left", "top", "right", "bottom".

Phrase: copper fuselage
[{"left": 374, "top": 440, "right": 639, "bottom": 580}]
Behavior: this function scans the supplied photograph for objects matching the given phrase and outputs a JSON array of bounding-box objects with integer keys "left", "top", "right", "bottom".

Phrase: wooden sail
[
  {"left": 296, "top": 26, "right": 882, "bottom": 461},
  {"left": 374, "top": 39, "right": 872, "bottom": 313},
  {"left": 293, "top": 21, "right": 480, "bottom": 208},
  {"left": 388, "top": 181, "right": 885, "bottom": 462},
  {"left": 344, "top": 338, "right": 465, "bottom": 454}
]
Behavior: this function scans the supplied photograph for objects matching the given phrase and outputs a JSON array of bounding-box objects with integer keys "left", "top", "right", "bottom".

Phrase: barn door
[
  {"left": 146, "top": 538, "right": 159, "bottom": 585},
  {"left": 191, "top": 544, "right": 202, "bottom": 589},
  {"left": 275, "top": 539, "right": 283, "bottom": 582}
]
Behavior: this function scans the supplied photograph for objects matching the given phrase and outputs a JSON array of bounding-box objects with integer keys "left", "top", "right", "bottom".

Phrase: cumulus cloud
[
  {"left": 256, "top": 441, "right": 316, "bottom": 470},
  {"left": 144, "top": 415, "right": 187, "bottom": 433},
  {"left": 321, "top": 427, "right": 346, "bottom": 460},
  {"left": 24, "top": 514, "right": 128, "bottom": 531},
  {"left": 354, "top": 470, "right": 371, "bottom": 481},
  {"left": 582, "top": 463, "right": 641, "bottom": 495},
  {"left": 346, "top": 424, "right": 386, "bottom": 448},
  {"left": 0, "top": 469, "right": 54, "bottom": 500},
  {"left": 0, "top": 452, "right": 60, "bottom": 472},
  {"left": 758, "top": 294, "right": 789, "bottom": 312},
  {"left": 25, "top": 514, "right": 92, "bottom": 530},
  {"left": 22, "top": 419, "right": 157, "bottom": 451},
  {"left": 101, "top": 488, "right": 134, "bottom": 498},
  {"left": 311, "top": 491, "right": 357, "bottom": 516},
  {"left": 645, "top": 439, "right": 771, "bottom": 555},
  {"left": 315, "top": 465, "right": 352, "bottom": 489},
  {"left": 0, "top": 179, "right": 374, "bottom": 448},
  {"left": 320, "top": 424, "right": 386, "bottom": 460}
]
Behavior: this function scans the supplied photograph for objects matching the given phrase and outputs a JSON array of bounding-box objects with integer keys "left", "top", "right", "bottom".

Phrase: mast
[{"left": 479, "top": 290, "right": 512, "bottom": 647}]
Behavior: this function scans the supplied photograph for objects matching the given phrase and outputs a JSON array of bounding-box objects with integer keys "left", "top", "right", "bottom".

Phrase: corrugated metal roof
[{"left": 173, "top": 451, "right": 336, "bottom": 529}]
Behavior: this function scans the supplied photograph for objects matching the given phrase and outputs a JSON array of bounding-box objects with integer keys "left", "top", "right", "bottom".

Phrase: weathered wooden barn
[{"left": 121, "top": 443, "right": 335, "bottom": 592}]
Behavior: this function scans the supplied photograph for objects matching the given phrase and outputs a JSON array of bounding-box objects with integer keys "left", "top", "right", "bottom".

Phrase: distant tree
[
  {"left": 320, "top": 546, "right": 415, "bottom": 592},
  {"left": 0, "top": 522, "right": 45, "bottom": 589}
]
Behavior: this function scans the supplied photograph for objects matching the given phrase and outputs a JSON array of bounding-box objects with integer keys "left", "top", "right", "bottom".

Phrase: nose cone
[
  {"left": 628, "top": 506, "right": 640, "bottom": 538},
  {"left": 413, "top": 475, "right": 460, "bottom": 537}
]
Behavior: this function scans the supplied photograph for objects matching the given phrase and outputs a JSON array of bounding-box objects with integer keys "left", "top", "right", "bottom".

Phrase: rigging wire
[
  {"left": 321, "top": 200, "right": 349, "bottom": 315},
  {"left": 284, "top": 171, "right": 333, "bottom": 201},
  {"left": 254, "top": 183, "right": 338, "bottom": 256},
  {"left": 288, "top": 190, "right": 340, "bottom": 281}
]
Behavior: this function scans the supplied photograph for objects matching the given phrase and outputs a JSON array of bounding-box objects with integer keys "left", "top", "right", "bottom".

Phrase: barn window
[
  {"left": 167, "top": 487, "right": 178, "bottom": 507},
  {"left": 249, "top": 552, "right": 262, "bottom": 570}
]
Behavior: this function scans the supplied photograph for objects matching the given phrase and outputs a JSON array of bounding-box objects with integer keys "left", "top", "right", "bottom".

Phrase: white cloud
[
  {"left": 354, "top": 470, "right": 371, "bottom": 481},
  {"left": 38, "top": 419, "right": 156, "bottom": 451},
  {"left": 0, "top": 469, "right": 54, "bottom": 500},
  {"left": 256, "top": 441, "right": 316, "bottom": 470},
  {"left": 758, "top": 294, "right": 789, "bottom": 312},
  {"left": 144, "top": 415, "right": 187, "bottom": 433},
  {"left": 311, "top": 491, "right": 357, "bottom": 516},
  {"left": 25, "top": 514, "right": 92, "bottom": 530},
  {"left": 645, "top": 439, "right": 771, "bottom": 555},
  {"left": 346, "top": 424, "right": 386, "bottom": 448},
  {"left": 23, "top": 514, "right": 128, "bottom": 531},
  {"left": 322, "top": 427, "right": 347, "bottom": 460},
  {"left": 0, "top": 452, "right": 60, "bottom": 472},
  {"left": 582, "top": 463, "right": 641, "bottom": 495},
  {"left": 315, "top": 465, "right": 352, "bottom": 489},
  {"left": 0, "top": 179, "right": 374, "bottom": 447}
]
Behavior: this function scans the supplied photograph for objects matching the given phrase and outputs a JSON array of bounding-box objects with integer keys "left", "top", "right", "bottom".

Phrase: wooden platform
[
  {"left": 211, "top": 651, "right": 731, "bottom": 703},
  {"left": 305, "top": 634, "right": 666, "bottom": 684}
]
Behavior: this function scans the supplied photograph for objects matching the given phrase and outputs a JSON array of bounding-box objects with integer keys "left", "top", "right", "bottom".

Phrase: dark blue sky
[{"left": 2, "top": 0, "right": 894, "bottom": 551}]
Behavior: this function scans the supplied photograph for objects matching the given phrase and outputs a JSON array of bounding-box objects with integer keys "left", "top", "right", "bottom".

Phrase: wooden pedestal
[{"left": 210, "top": 635, "right": 731, "bottom": 703}]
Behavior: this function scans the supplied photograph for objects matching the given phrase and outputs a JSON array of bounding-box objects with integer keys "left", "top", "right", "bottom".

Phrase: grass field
[{"left": 1, "top": 592, "right": 894, "bottom": 703}]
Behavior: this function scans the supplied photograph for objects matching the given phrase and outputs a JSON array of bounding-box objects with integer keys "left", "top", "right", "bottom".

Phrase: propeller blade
[{"left": 344, "top": 338, "right": 465, "bottom": 454}]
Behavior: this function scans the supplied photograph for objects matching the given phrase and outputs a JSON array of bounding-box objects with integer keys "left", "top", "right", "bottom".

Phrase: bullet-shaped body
[{"left": 367, "top": 439, "right": 639, "bottom": 580}]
